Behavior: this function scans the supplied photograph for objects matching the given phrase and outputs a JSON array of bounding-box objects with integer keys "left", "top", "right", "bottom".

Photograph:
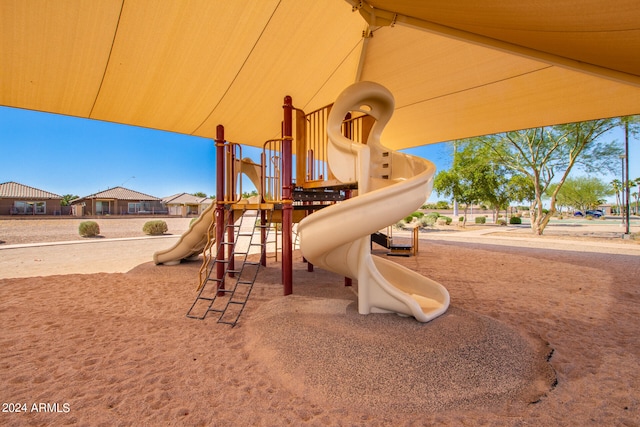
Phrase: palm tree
[
  {"left": 611, "top": 179, "right": 622, "bottom": 215},
  {"left": 634, "top": 177, "right": 640, "bottom": 215}
]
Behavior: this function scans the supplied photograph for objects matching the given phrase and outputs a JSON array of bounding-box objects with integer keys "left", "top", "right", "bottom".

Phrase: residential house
[
  {"left": 162, "top": 193, "right": 213, "bottom": 217},
  {"left": 0, "top": 181, "right": 63, "bottom": 215},
  {"left": 71, "top": 186, "right": 165, "bottom": 216}
]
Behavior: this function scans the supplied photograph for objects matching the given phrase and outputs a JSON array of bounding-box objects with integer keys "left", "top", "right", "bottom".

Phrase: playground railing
[
  {"left": 298, "top": 104, "right": 373, "bottom": 189},
  {"left": 262, "top": 138, "right": 284, "bottom": 203},
  {"left": 224, "top": 142, "right": 243, "bottom": 204}
]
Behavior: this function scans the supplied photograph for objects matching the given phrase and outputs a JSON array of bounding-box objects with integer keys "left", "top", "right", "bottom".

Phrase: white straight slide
[
  {"left": 153, "top": 158, "right": 262, "bottom": 266},
  {"left": 298, "top": 82, "right": 450, "bottom": 322}
]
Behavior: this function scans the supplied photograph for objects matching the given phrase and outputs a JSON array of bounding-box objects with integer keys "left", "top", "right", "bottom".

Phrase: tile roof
[
  {"left": 162, "top": 193, "right": 208, "bottom": 204},
  {"left": 76, "top": 186, "right": 160, "bottom": 201},
  {"left": 0, "top": 181, "right": 61, "bottom": 199}
]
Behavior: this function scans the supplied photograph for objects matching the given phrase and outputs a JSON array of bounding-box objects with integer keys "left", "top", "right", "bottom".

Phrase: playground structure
[
  {"left": 372, "top": 226, "right": 420, "bottom": 257},
  {"left": 154, "top": 82, "right": 449, "bottom": 324}
]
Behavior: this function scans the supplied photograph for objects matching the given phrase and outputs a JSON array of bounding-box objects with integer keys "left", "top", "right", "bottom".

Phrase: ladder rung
[
  {"left": 188, "top": 207, "right": 273, "bottom": 326},
  {"left": 186, "top": 314, "right": 205, "bottom": 319}
]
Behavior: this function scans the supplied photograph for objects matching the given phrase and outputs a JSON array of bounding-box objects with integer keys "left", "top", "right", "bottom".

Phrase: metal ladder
[
  {"left": 187, "top": 207, "right": 272, "bottom": 326},
  {"left": 197, "top": 208, "right": 218, "bottom": 291}
]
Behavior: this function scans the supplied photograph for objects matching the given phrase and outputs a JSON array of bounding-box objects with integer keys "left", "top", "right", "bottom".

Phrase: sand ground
[{"left": 0, "top": 217, "right": 639, "bottom": 426}]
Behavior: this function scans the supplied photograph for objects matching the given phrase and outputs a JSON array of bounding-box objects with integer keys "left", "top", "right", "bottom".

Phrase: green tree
[
  {"left": 242, "top": 190, "right": 259, "bottom": 199},
  {"left": 480, "top": 119, "right": 621, "bottom": 235},
  {"left": 192, "top": 192, "right": 207, "bottom": 198},
  {"left": 633, "top": 177, "right": 640, "bottom": 214},
  {"left": 507, "top": 174, "right": 536, "bottom": 206},
  {"left": 433, "top": 142, "right": 495, "bottom": 221},
  {"left": 60, "top": 194, "right": 78, "bottom": 206},
  {"left": 547, "top": 177, "right": 613, "bottom": 212},
  {"left": 435, "top": 200, "right": 450, "bottom": 210},
  {"left": 435, "top": 139, "right": 534, "bottom": 223},
  {"left": 610, "top": 179, "right": 622, "bottom": 215}
]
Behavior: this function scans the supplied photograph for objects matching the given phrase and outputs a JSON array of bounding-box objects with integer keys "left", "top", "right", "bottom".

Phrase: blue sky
[
  {"left": 1, "top": 107, "right": 216, "bottom": 198},
  {"left": 1, "top": 106, "right": 638, "bottom": 203}
]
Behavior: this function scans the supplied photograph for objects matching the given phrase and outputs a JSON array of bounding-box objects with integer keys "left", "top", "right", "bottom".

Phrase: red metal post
[
  {"left": 260, "top": 210, "right": 267, "bottom": 267},
  {"left": 282, "top": 96, "right": 293, "bottom": 295},
  {"left": 215, "top": 125, "right": 226, "bottom": 292}
]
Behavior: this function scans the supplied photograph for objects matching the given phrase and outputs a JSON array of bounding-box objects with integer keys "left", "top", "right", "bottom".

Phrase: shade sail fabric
[{"left": 1, "top": 0, "right": 639, "bottom": 149}]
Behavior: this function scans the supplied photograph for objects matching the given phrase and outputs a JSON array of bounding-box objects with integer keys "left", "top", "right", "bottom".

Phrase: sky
[{"left": 1, "top": 106, "right": 638, "bottom": 203}]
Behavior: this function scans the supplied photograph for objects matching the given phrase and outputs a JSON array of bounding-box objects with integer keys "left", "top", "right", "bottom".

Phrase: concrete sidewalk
[
  {"left": 0, "top": 235, "right": 181, "bottom": 279},
  {"left": 1, "top": 226, "right": 638, "bottom": 280},
  {"left": 391, "top": 226, "right": 640, "bottom": 256}
]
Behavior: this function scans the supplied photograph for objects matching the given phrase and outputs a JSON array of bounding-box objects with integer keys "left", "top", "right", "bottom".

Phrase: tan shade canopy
[{"left": 2, "top": 0, "right": 639, "bottom": 150}]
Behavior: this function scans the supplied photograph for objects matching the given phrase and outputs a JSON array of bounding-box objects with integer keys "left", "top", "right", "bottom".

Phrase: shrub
[
  {"left": 411, "top": 211, "right": 424, "bottom": 219},
  {"left": 79, "top": 221, "right": 100, "bottom": 237},
  {"left": 419, "top": 216, "right": 435, "bottom": 228},
  {"left": 509, "top": 216, "right": 522, "bottom": 224},
  {"left": 497, "top": 219, "right": 507, "bottom": 226},
  {"left": 475, "top": 216, "right": 486, "bottom": 224},
  {"left": 143, "top": 220, "right": 168, "bottom": 235},
  {"left": 436, "top": 216, "right": 452, "bottom": 226},
  {"left": 404, "top": 216, "right": 414, "bottom": 223},
  {"left": 395, "top": 220, "right": 407, "bottom": 230}
]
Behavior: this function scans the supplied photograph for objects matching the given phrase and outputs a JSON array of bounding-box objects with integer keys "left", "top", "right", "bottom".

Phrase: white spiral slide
[{"left": 297, "top": 82, "right": 450, "bottom": 322}]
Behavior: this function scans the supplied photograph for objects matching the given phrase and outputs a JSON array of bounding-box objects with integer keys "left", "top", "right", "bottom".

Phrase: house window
[
  {"left": 13, "top": 201, "right": 46, "bottom": 214},
  {"left": 128, "top": 202, "right": 152, "bottom": 214},
  {"left": 128, "top": 202, "right": 140, "bottom": 213},
  {"left": 14, "top": 201, "right": 27, "bottom": 214},
  {"left": 95, "top": 201, "right": 110, "bottom": 215}
]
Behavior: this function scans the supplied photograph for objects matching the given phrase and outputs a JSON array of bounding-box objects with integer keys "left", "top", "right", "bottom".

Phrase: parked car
[
  {"left": 575, "top": 210, "right": 603, "bottom": 218},
  {"left": 586, "top": 209, "right": 604, "bottom": 218}
]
